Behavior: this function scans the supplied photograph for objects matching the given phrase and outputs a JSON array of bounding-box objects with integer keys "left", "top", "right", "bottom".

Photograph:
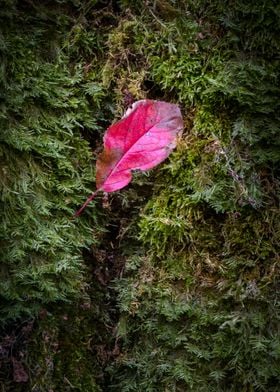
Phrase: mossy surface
[
  {"left": 106, "top": 1, "right": 280, "bottom": 390},
  {"left": 0, "top": 0, "right": 279, "bottom": 391}
]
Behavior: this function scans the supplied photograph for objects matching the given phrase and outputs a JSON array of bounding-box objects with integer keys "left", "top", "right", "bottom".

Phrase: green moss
[
  {"left": 26, "top": 300, "right": 104, "bottom": 392},
  {"left": 1, "top": 0, "right": 280, "bottom": 391},
  {"left": 0, "top": 0, "right": 110, "bottom": 321},
  {"left": 108, "top": 1, "right": 280, "bottom": 390}
]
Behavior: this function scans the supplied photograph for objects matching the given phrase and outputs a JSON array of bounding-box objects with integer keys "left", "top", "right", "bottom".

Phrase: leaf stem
[{"left": 74, "top": 190, "right": 100, "bottom": 217}]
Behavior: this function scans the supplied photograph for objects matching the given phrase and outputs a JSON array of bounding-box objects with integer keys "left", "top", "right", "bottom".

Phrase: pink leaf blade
[
  {"left": 75, "top": 99, "right": 183, "bottom": 216},
  {"left": 96, "top": 100, "right": 183, "bottom": 193}
]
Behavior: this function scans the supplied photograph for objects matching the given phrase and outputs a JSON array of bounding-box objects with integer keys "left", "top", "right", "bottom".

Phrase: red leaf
[{"left": 75, "top": 100, "right": 183, "bottom": 216}]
